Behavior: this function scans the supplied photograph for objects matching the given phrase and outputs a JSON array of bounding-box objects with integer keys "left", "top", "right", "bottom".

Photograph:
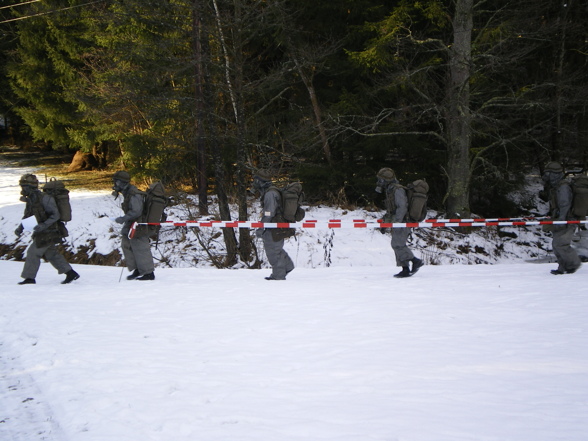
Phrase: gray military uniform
[
  {"left": 259, "top": 187, "right": 294, "bottom": 280},
  {"left": 549, "top": 180, "right": 581, "bottom": 273},
  {"left": 384, "top": 181, "right": 415, "bottom": 267},
  {"left": 119, "top": 184, "right": 155, "bottom": 276},
  {"left": 20, "top": 191, "right": 72, "bottom": 279}
]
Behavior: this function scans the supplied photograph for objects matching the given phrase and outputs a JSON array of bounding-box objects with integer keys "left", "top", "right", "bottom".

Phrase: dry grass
[
  {"left": 38, "top": 165, "right": 114, "bottom": 192},
  {"left": 1, "top": 145, "right": 113, "bottom": 191}
]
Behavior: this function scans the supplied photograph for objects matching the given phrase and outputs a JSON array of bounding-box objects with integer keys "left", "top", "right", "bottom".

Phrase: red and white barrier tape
[
  {"left": 130, "top": 218, "right": 587, "bottom": 234},
  {"left": 398, "top": 216, "right": 549, "bottom": 223},
  {"left": 306, "top": 217, "right": 550, "bottom": 224}
]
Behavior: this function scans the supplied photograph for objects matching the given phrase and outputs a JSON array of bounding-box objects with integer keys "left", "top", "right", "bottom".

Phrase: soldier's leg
[
  {"left": 121, "top": 234, "right": 138, "bottom": 272},
  {"left": 129, "top": 235, "right": 155, "bottom": 275},
  {"left": 262, "top": 232, "right": 291, "bottom": 279},
  {"left": 553, "top": 225, "right": 581, "bottom": 272},
  {"left": 391, "top": 227, "right": 414, "bottom": 267},
  {"left": 284, "top": 249, "right": 295, "bottom": 275},
  {"left": 43, "top": 244, "right": 72, "bottom": 274},
  {"left": 21, "top": 242, "right": 47, "bottom": 279}
]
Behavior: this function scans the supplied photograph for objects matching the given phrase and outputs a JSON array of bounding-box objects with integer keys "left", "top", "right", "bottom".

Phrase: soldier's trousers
[
  {"left": 391, "top": 227, "right": 414, "bottom": 267},
  {"left": 21, "top": 242, "right": 71, "bottom": 279},
  {"left": 262, "top": 231, "right": 294, "bottom": 279},
  {"left": 553, "top": 224, "right": 581, "bottom": 272},
  {"left": 121, "top": 234, "right": 155, "bottom": 275}
]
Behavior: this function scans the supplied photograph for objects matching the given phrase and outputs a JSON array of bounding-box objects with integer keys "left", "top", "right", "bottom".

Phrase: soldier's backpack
[
  {"left": 137, "top": 181, "right": 168, "bottom": 238},
  {"left": 405, "top": 179, "right": 429, "bottom": 222},
  {"left": 280, "top": 182, "right": 306, "bottom": 223},
  {"left": 571, "top": 175, "right": 588, "bottom": 219},
  {"left": 269, "top": 182, "right": 305, "bottom": 241},
  {"left": 43, "top": 178, "right": 72, "bottom": 222}
]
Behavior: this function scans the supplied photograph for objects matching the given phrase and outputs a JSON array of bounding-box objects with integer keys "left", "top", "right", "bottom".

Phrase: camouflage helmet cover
[
  {"left": 113, "top": 170, "right": 131, "bottom": 182},
  {"left": 544, "top": 161, "right": 563, "bottom": 173},
  {"left": 376, "top": 168, "right": 396, "bottom": 181},
  {"left": 253, "top": 169, "right": 272, "bottom": 182},
  {"left": 19, "top": 173, "right": 39, "bottom": 188}
]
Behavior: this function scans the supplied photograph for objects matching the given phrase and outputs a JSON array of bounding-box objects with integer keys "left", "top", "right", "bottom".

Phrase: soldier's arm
[
  {"left": 556, "top": 184, "right": 573, "bottom": 220},
  {"left": 118, "top": 193, "right": 144, "bottom": 223},
  {"left": 261, "top": 190, "right": 280, "bottom": 223},
  {"left": 40, "top": 194, "right": 61, "bottom": 226},
  {"left": 393, "top": 187, "right": 408, "bottom": 222}
]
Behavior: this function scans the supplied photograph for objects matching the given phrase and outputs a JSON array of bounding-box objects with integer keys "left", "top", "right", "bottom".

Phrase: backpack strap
[
  {"left": 550, "top": 179, "right": 573, "bottom": 220},
  {"left": 122, "top": 185, "right": 145, "bottom": 216},
  {"left": 384, "top": 182, "right": 405, "bottom": 219},
  {"left": 25, "top": 190, "right": 49, "bottom": 224}
]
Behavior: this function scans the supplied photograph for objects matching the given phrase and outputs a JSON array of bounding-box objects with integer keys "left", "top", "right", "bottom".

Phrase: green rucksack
[
  {"left": 136, "top": 181, "right": 168, "bottom": 238},
  {"left": 279, "top": 182, "right": 306, "bottom": 223},
  {"left": 43, "top": 178, "right": 72, "bottom": 223},
  {"left": 405, "top": 179, "right": 429, "bottom": 222},
  {"left": 571, "top": 175, "right": 588, "bottom": 219},
  {"left": 269, "top": 182, "right": 305, "bottom": 241}
]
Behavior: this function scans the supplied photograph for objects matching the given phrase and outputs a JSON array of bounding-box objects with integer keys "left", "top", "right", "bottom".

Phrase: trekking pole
[{"left": 117, "top": 235, "right": 125, "bottom": 282}]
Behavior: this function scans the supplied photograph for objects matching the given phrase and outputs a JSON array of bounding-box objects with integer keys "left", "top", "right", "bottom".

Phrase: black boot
[
  {"left": 61, "top": 270, "right": 80, "bottom": 284},
  {"left": 394, "top": 267, "right": 412, "bottom": 278},
  {"left": 411, "top": 258, "right": 424, "bottom": 274},
  {"left": 18, "top": 278, "right": 36, "bottom": 285},
  {"left": 126, "top": 269, "right": 140, "bottom": 280},
  {"left": 137, "top": 272, "right": 155, "bottom": 281}
]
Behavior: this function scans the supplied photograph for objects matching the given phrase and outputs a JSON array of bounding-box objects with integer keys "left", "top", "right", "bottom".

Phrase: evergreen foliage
[{"left": 0, "top": 0, "right": 586, "bottom": 219}]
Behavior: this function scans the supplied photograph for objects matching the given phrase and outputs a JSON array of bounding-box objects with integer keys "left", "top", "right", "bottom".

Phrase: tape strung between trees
[{"left": 128, "top": 217, "right": 588, "bottom": 238}]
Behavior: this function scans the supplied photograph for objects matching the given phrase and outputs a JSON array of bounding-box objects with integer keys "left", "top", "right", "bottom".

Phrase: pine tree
[{"left": 8, "top": 0, "right": 89, "bottom": 148}]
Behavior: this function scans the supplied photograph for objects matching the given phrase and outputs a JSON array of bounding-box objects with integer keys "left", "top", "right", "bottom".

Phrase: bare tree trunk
[
  {"left": 445, "top": 0, "right": 473, "bottom": 217},
  {"left": 233, "top": 1, "right": 253, "bottom": 263},
  {"left": 212, "top": 0, "right": 254, "bottom": 263},
  {"left": 292, "top": 55, "right": 331, "bottom": 164},
  {"left": 551, "top": 0, "right": 574, "bottom": 162},
  {"left": 200, "top": 10, "right": 239, "bottom": 267},
  {"left": 92, "top": 141, "right": 109, "bottom": 169},
  {"left": 193, "top": 0, "right": 208, "bottom": 215},
  {"left": 211, "top": 137, "right": 239, "bottom": 266}
]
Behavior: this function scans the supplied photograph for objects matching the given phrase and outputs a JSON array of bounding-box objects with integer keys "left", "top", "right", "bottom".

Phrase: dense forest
[{"left": 1, "top": 0, "right": 587, "bottom": 218}]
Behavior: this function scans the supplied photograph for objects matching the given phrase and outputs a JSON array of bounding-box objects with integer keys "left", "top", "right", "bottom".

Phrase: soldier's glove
[
  {"left": 379, "top": 227, "right": 389, "bottom": 235},
  {"left": 33, "top": 223, "right": 48, "bottom": 233},
  {"left": 14, "top": 226, "right": 23, "bottom": 236},
  {"left": 115, "top": 216, "right": 125, "bottom": 224},
  {"left": 255, "top": 228, "right": 264, "bottom": 238}
]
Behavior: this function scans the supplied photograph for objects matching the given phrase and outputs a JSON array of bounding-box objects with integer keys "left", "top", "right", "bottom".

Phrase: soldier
[
  {"left": 15, "top": 174, "right": 79, "bottom": 285},
  {"left": 541, "top": 161, "right": 582, "bottom": 275},
  {"left": 376, "top": 168, "right": 423, "bottom": 278},
  {"left": 112, "top": 171, "right": 155, "bottom": 281},
  {"left": 252, "top": 169, "right": 295, "bottom": 280}
]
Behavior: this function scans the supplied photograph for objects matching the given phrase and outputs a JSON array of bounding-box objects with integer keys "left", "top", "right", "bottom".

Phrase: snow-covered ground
[{"left": 1, "top": 163, "right": 587, "bottom": 441}]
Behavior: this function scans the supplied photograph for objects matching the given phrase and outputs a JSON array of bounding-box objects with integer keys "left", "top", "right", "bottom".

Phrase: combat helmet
[
  {"left": 112, "top": 170, "right": 131, "bottom": 182},
  {"left": 376, "top": 168, "right": 396, "bottom": 181},
  {"left": 375, "top": 168, "right": 396, "bottom": 193},
  {"left": 19, "top": 174, "right": 39, "bottom": 188}
]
